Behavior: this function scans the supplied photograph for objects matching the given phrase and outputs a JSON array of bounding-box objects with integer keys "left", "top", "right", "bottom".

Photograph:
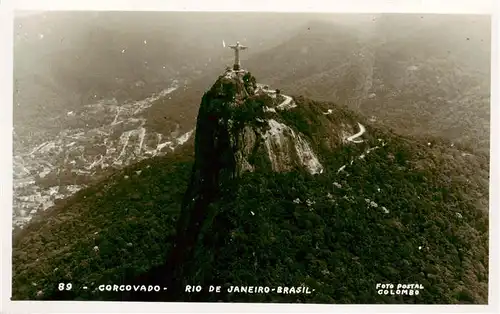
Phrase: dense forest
[{"left": 12, "top": 94, "right": 489, "bottom": 304}]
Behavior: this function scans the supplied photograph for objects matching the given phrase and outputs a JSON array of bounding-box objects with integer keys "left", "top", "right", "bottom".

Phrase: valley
[{"left": 13, "top": 81, "right": 194, "bottom": 229}]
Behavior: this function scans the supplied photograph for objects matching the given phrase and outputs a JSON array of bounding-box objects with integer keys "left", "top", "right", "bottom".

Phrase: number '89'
[{"left": 58, "top": 283, "right": 72, "bottom": 291}]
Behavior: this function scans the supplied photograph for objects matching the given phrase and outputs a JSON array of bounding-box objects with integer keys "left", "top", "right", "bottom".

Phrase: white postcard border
[{"left": 1, "top": 1, "right": 498, "bottom": 313}]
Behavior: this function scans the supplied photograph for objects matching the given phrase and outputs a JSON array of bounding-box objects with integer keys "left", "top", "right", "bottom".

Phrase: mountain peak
[
  {"left": 164, "top": 69, "right": 327, "bottom": 292},
  {"left": 206, "top": 68, "right": 256, "bottom": 106},
  {"left": 195, "top": 68, "right": 325, "bottom": 178}
]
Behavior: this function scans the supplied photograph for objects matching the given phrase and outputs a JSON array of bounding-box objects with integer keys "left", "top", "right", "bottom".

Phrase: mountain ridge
[{"left": 12, "top": 69, "right": 489, "bottom": 304}]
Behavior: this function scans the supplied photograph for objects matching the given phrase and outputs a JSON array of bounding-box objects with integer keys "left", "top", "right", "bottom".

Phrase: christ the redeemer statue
[{"left": 228, "top": 41, "right": 247, "bottom": 71}]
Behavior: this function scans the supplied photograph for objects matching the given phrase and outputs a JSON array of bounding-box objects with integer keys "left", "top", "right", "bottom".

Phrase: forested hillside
[{"left": 12, "top": 95, "right": 489, "bottom": 304}]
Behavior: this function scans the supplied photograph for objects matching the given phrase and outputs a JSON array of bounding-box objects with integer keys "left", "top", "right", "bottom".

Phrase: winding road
[
  {"left": 276, "top": 94, "right": 297, "bottom": 110},
  {"left": 256, "top": 83, "right": 297, "bottom": 111},
  {"left": 346, "top": 123, "right": 366, "bottom": 143},
  {"left": 256, "top": 83, "right": 366, "bottom": 145}
]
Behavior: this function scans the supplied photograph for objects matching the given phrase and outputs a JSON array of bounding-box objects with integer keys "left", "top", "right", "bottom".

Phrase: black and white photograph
[{"left": 2, "top": 0, "right": 498, "bottom": 312}]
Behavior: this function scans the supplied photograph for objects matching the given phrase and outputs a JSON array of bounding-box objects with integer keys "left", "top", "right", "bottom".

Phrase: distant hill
[
  {"left": 244, "top": 15, "right": 491, "bottom": 153},
  {"left": 13, "top": 11, "right": 312, "bottom": 141},
  {"left": 12, "top": 70, "right": 489, "bottom": 304}
]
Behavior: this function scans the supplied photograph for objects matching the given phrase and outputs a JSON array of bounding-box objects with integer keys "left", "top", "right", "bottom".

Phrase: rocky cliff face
[{"left": 189, "top": 69, "right": 324, "bottom": 183}]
